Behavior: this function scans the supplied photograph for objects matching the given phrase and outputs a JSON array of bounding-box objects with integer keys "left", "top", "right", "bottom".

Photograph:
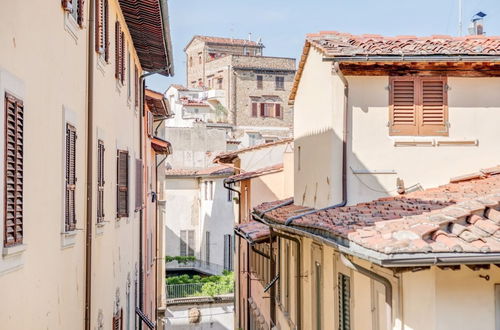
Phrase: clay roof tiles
[
  {"left": 225, "top": 164, "right": 283, "bottom": 183},
  {"left": 235, "top": 221, "right": 271, "bottom": 243},
  {"left": 255, "top": 166, "right": 500, "bottom": 255},
  {"left": 213, "top": 138, "right": 293, "bottom": 163}
]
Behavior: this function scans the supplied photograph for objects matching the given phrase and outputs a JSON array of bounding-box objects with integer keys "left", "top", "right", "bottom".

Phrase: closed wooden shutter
[
  {"left": 112, "top": 309, "right": 122, "bottom": 330},
  {"left": 95, "top": 0, "right": 103, "bottom": 52},
  {"left": 104, "top": 0, "right": 109, "bottom": 61},
  {"left": 338, "top": 273, "right": 351, "bottom": 330},
  {"left": 115, "top": 21, "right": 121, "bottom": 80},
  {"left": 134, "top": 65, "right": 139, "bottom": 107},
  {"left": 419, "top": 77, "right": 448, "bottom": 136},
  {"left": 180, "top": 230, "right": 187, "bottom": 256},
  {"left": 65, "top": 124, "right": 77, "bottom": 231},
  {"left": 389, "top": 77, "right": 418, "bottom": 136},
  {"left": 147, "top": 112, "right": 153, "bottom": 137},
  {"left": 251, "top": 103, "right": 258, "bottom": 117},
  {"left": 116, "top": 150, "right": 129, "bottom": 218},
  {"left": 97, "top": 140, "right": 105, "bottom": 223},
  {"left": 76, "top": 0, "right": 84, "bottom": 27},
  {"left": 135, "top": 159, "right": 143, "bottom": 211},
  {"left": 4, "top": 93, "right": 24, "bottom": 247},
  {"left": 224, "top": 234, "right": 233, "bottom": 270},
  {"left": 260, "top": 103, "right": 265, "bottom": 117},
  {"left": 275, "top": 103, "right": 281, "bottom": 118},
  {"left": 120, "top": 31, "right": 126, "bottom": 84}
]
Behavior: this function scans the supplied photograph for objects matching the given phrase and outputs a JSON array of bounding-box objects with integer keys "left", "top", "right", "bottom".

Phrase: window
[
  {"left": 217, "top": 78, "right": 223, "bottom": 89},
  {"left": 275, "top": 76, "right": 285, "bottom": 90},
  {"left": 112, "top": 308, "right": 123, "bottom": 330},
  {"left": 389, "top": 76, "right": 448, "bottom": 136},
  {"left": 338, "top": 273, "right": 351, "bottom": 330},
  {"left": 135, "top": 159, "right": 143, "bottom": 212},
  {"left": 127, "top": 52, "right": 131, "bottom": 98},
  {"left": 198, "top": 53, "right": 202, "bottom": 64},
  {"left": 251, "top": 102, "right": 258, "bottom": 117},
  {"left": 297, "top": 146, "right": 301, "bottom": 171},
  {"left": 134, "top": 65, "right": 139, "bottom": 107},
  {"left": 205, "top": 231, "right": 210, "bottom": 265},
  {"left": 204, "top": 180, "right": 214, "bottom": 200},
  {"left": 4, "top": 93, "right": 24, "bottom": 247},
  {"left": 65, "top": 123, "right": 77, "bottom": 232},
  {"left": 256, "top": 75, "right": 263, "bottom": 89},
  {"left": 95, "top": 0, "right": 109, "bottom": 61},
  {"left": 189, "top": 57, "right": 193, "bottom": 68},
  {"left": 62, "top": 0, "right": 84, "bottom": 27},
  {"left": 223, "top": 234, "right": 233, "bottom": 271},
  {"left": 311, "top": 246, "right": 322, "bottom": 330},
  {"left": 116, "top": 150, "right": 129, "bottom": 218},
  {"left": 180, "top": 230, "right": 195, "bottom": 257},
  {"left": 97, "top": 140, "right": 105, "bottom": 223},
  {"left": 115, "top": 21, "right": 125, "bottom": 84},
  {"left": 253, "top": 102, "right": 282, "bottom": 118}
]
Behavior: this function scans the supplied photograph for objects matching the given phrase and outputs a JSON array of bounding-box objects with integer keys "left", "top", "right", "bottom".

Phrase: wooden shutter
[
  {"left": 260, "top": 103, "right": 265, "bottom": 117},
  {"left": 338, "top": 273, "right": 351, "bottom": 330},
  {"left": 147, "top": 112, "right": 153, "bottom": 137},
  {"left": 97, "top": 140, "right": 105, "bottom": 223},
  {"left": 76, "top": 0, "right": 84, "bottom": 27},
  {"left": 65, "top": 124, "right": 77, "bottom": 231},
  {"left": 251, "top": 103, "right": 257, "bottom": 117},
  {"left": 112, "top": 309, "right": 122, "bottom": 330},
  {"left": 135, "top": 159, "right": 143, "bottom": 211},
  {"left": 134, "top": 65, "right": 139, "bottom": 107},
  {"left": 4, "top": 94, "right": 24, "bottom": 247},
  {"left": 419, "top": 77, "right": 448, "bottom": 136},
  {"left": 389, "top": 77, "right": 418, "bottom": 136},
  {"left": 120, "top": 31, "right": 126, "bottom": 84},
  {"left": 115, "top": 21, "right": 121, "bottom": 80},
  {"left": 61, "top": 0, "right": 73, "bottom": 11},
  {"left": 116, "top": 150, "right": 129, "bottom": 218},
  {"left": 104, "top": 0, "right": 109, "bottom": 61},
  {"left": 275, "top": 103, "right": 281, "bottom": 118},
  {"left": 180, "top": 230, "right": 187, "bottom": 256},
  {"left": 95, "top": 0, "right": 102, "bottom": 52}
]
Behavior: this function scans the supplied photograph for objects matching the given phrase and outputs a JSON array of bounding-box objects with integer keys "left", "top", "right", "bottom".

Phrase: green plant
[{"left": 165, "top": 255, "right": 196, "bottom": 264}]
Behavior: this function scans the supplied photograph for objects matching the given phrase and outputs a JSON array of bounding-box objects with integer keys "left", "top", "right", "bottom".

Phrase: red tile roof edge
[
  {"left": 235, "top": 221, "right": 270, "bottom": 243},
  {"left": 225, "top": 163, "right": 283, "bottom": 183}
]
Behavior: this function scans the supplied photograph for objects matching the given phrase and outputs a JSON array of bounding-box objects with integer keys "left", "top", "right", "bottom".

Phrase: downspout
[
  {"left": 340, "top": 254, "right": 393, "bottom": 322},
  {"left": 253, "top": 212, "right": 302, "bottom": 329},
  {"left": 285, "top": 62, "right": 348, "bottom": 226},
  {"left": 223, "top": 180, "right": 241, "bottom": 223},
  {"left": 85, "top": 0, "right": 95, "bottom": 329}
]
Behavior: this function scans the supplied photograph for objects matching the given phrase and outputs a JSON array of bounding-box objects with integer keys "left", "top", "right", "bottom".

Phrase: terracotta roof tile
[
  {"left": 213, "top": 138, "right": 293, "bottom": 163},
  {"left": 225, "top": 164, "right": 283, "bottom": 183},
  {"left": 255, "top": 167, "right": 500, "bottom": 254},
  {"left": 195, "top": 35, "right": 262, "bottom": 47},
  {"left": 235, "top": 221, "right": 270, "bottom": 243}
]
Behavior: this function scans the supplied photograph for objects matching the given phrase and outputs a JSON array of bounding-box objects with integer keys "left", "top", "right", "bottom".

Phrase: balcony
[{"left": 206, "top": 89, "right": 225, "bottom": 99}]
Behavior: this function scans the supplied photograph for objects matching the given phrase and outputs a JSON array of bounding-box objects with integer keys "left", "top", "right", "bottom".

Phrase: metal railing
[{"left": 166, "top": 282, "right": 234, "bottom": 299}]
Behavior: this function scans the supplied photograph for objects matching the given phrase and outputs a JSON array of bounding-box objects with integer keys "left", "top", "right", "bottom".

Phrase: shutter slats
[
  {"left": 116, "top": 150, "right": 129, "bottom": 217},
  {"left": 65, "top": 124, "right": 77, "bottom": 232},
  {"left": 420, "top": 78, "right": 447, "bottom": 135},
  {"left": 4, "top": 94, "right": 23, "bottom": 246},
  {"left": 115, "top": 21, "right": 121, "bottom": 79},
  {"left": 135, "top": 159, "right": 143, "bottom": 211},
  {"left": 97, "top": 140, "right": 105, "bottom": 222}
]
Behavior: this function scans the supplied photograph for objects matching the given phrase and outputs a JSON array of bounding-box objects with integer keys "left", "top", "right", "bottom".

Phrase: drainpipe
[
  {"left": 223, "top": 180, "right": 241, "bottom": 222},
  {"left": 285, "top": 62, "right": 348, "bottom": 226},
  {"left": 253, "top": 212, "right": 302, "bottom": 330},
  {"left": 84, "top": 0, "right": 95, "bottom": 329},
  {"left": 340, "top": 254, "right": 393, "bottom": 322}
]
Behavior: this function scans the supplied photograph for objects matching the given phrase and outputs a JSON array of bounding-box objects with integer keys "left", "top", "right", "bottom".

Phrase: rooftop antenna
[{"left": 468, "top": 11, "right": 487, "bottom": 35}]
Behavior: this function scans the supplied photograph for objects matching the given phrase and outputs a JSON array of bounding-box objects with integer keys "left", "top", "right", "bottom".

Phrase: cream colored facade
[{"left": 0, "top": 1, "right": 172, "bottom": 329}]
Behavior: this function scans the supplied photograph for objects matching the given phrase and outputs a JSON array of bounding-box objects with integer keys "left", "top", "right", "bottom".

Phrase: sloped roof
[
  {"left": 235, "top": 221, "right": 270, "bottom": 243},
  {"left": 119, "top": 0, "right": 174, "bottom": 75},
  {"left": 184, "top": 35, "right": 264, "bottom": 51},
  {"left": 145, "top": 89, "right": 170, "bottom": 117},
  {"left": 225, "top": 164, "right": 283, "bottom": 184},
  {"left": 255, "top": 166, "right": 500, "bottom": 256},
  {"left": 165, "top": 165, "right": 234, "bottom": 177},
  {"left": 213, "top": 138, "right": 293, "bottom": 164}
]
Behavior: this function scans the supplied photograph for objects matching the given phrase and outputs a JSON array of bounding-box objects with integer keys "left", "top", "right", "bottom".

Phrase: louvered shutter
[
  {"left": 116, "top": 150, "right": 129, "bottom": 218},
  {"left": 147, "top": 112, "right": 153, "bottom": 137},
  {"left": 115, "top": 21, "right": 121, "bottom": 80},
  {"left": 65, "top": 124, "right": 77, "bottom": 231},
  {"left": 76, "top": 0, "right": 84, "bottom": 27},
  {"left": 275, "top": 103, "right": 281, "bottom": 118},
  {"left": 251, "top": 103, "right": 257, "bottom": 117},
  {"left": 338, "top": 273, "right": 351, "bottom": 330},
  {"left": 180, "top": 230, "right": 187, "bottom": 256},
  {"left": 61, "top": 0, "right": 73, "bottom": 11},
  {"left": 419, "top": 77, "right": 448, "bottom": 136},
  {"left": 134, "top": 65, "right": 139, "bottom": 107},
  {"left": 104, "top": 0, "right": 109, "bottom": 61},
  {"left": 260, "top": 103, "right": 265, "bottom": 117},
  {"left": 389, "top": 77, "right": 418, "bottom": 136},
  {"left": 95, "top": 0, "right": 102, "bottom": 52},
  {"left": 4, "top": 94, "right": 24, "bottom": 247},
  {"left": 97, "top": 140, "right": 105, "bottom": 223},
  {"left": 120, "top": 31, "right": 126, "bottom": 84},
  {"left": 135, "top": 159, "right": 143, "bottom": 211}
]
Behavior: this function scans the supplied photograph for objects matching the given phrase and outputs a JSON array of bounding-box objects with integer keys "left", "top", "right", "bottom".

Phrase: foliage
[
  {"left": 165, "top": 255, "right": 196, "bottom": 264},
  {"left": 166, "top": 271, "right": 234, "bottom": 298}
]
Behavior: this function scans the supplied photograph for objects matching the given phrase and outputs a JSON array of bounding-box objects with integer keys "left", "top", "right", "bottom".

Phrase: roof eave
[
  {"left": 158, "top": 0, "right": 174, "bottom": 76},
  {"left": 322, "top": 54, "right": 500, "bottom": 63}
]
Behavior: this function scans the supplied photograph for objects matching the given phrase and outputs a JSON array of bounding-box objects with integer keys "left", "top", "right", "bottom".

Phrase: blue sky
[{"left": 146, "top": 0, "right": 500, "bottom": 93}]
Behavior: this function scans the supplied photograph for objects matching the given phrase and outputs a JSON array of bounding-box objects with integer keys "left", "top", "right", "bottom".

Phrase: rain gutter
[{"left": 323, "top": 55, "right": 500, "bottom": 63}]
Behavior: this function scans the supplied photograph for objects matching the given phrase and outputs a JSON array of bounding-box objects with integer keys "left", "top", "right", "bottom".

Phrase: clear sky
[{"left": 146, "top": 0, "right": 500, "bottom": 93}]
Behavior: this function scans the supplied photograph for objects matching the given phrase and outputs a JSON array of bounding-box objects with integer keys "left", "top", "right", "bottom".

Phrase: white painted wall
[{"left": 164, "top": 301, "right": 234, "bottom": 330}]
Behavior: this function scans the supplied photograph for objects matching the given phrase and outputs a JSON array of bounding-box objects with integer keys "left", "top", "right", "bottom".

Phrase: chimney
[{"left": 468, "top": 12, "right": 487, "bottom": 35}]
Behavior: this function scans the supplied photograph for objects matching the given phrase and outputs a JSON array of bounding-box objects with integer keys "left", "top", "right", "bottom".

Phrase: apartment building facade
[
  {"left": 0, "top": 1, "right": 172, "bottom": 329},
  {"left": 184, "top": 36, "right": 296, "bottom": 146},
  {"left": 235, "top": 32, "right": 500, "bottom": 330}
]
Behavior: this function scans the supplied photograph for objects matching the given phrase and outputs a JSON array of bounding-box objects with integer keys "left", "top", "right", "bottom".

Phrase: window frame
[
  {"left": 275, "top": 76, "right": 285, "bottom": 90},
  {"left": 97, "top": 140, "right": 105, "bottom": 223},
  {"left": 65, "top": 123, "right": 77, "bottom": 232},
  {"left": 116, "top": 149, "right": 129, "bottom": 218},
  {"left": 256, "top": 75, "right": 263, "bottom": 89}
]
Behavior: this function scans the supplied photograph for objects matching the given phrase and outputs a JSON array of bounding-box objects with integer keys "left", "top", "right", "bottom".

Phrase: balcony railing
[
  {"left": 206, "top": 89, "right": 225, "bottom": 99},
  {"left": 166, "top": 259, "right": 231, "bottom": 276},
  {"left": 166, "top": 282, "right": 234, "bottom": 299}
]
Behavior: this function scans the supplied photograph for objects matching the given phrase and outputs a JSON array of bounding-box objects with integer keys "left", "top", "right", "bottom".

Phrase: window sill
[
  {"left": 96, "top": 221, "right": 106, "bottom": 236},
  {"left": 392, "top": 138, "right": 479, "bottom": 147},
  {"left": 61, "top": 231, "right": 78, "bottom": 249},
  {"left": 64, "top": 12, "right": 80, "bottom": 43},
  {"left": 2, "top": 244, "right": 26, "bottom": 258}
]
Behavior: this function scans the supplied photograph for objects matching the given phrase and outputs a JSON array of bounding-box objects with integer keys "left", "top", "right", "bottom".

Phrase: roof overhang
[
  {"left": 119, "top": 0, "right": 174, "bottom": 75},
  {"left": 151, "top": 137, "right": 172, "bottom": 154},
  {"left": 145, "top": 89, "right": 171, "bottom": 117}
]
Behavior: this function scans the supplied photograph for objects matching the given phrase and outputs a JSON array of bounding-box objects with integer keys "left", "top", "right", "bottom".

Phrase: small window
[
  {"left": 180, "top": 230, "right": 195, "bottom": 257},
  {"left": 389, "top": 76, "right": 448, "bottom": 136},
  {"left": 65, "top": 123, "right": 77, "bottom": 232},
  {"left": 275, "top": 76, "right": 284, "bottom": 90},
  {"left": 115, "top": 21, "right": 125, "bottom": 83},
  {"left": 97, "top": 140, "right": 105, "bottom": 223},
  {"left": 62, "top": 0, "right": 84, "bottom": 26},
  {"left": 223, "top": 234, "right": 233, "bottom": 270},
  {"left": 256, "top": 75, "right": 263, "bottom": 89},
  {"left": 117, "top": 150, "right": 129, "bottom": 218},
  {"left": 127, "top": 52, "right": 131, "bottom": 98},
  {"left": 95, "top": 0, "right": 109, "bottom": 61},
  {"left": 217, "top": 78, "right": 223, "bottom": 89},
  {"left": 4, "top": 93, "right": 24, "bottom": 246},
  {"left": 251, "top": 102, "right": 258, "bottom": 117},
  {"left": 134, "top": 65, "right": 139, "bottom": 107}
]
